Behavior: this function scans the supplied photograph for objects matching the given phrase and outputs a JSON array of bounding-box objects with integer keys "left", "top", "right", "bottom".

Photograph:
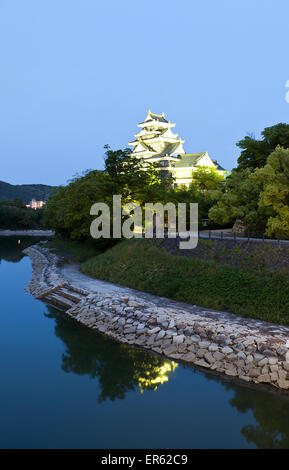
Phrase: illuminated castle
[{"left": 129, "top": 110, "right": 227, "bottom": 187}]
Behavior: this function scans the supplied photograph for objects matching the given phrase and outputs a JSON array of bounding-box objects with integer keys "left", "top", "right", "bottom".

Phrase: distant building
[
  {"left": 25, "top": 199, "right": 46, "bottom": 210},
  {"left": 129, "top": 110, "right": 228, "bottom": 187}
]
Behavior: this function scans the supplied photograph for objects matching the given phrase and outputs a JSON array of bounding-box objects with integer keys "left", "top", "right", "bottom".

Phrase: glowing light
[{"left": 137, "top": 361, "right": 178, "bottom": 393}]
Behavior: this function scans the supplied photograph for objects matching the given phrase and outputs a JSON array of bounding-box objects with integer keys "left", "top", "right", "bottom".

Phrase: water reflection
[
  {"left": 45, "top": 306, "right": 289, "bottom": 448},
  {"left": 202, "top": 371, "right": 289, "bottom": 448},
  {"left": 230, "top": 386, "right": 289, "bottom": 448},
  {"left": 0, "top": 236, "right": 47, "bottom": 263},
  {"left": 45, "top": 305, "right": 289, "bottom": 448},
  {"left": 2, "top": 237, "right": 289, "bottom": 448},
  {"left": 45, "top": 306, "right": 178, "bottom": 402},
  {"left": 138, "top": 362, "right": 178, "bottom": 393}
]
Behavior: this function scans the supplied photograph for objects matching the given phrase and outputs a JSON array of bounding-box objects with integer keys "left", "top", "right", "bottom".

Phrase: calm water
[{"left": 1, "top": 237, "right": 289, "bottom": 449}]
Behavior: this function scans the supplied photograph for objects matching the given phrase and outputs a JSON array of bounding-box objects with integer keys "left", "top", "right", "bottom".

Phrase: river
[{"left": 1, "top": 237, "right": 289, "bottom": 449}]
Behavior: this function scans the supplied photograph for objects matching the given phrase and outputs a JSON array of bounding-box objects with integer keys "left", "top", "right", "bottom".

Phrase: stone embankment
[
  {"left": 24, "top": 244, "right": 289, "bottom": 391},
  {"left": 0, "top": 230, "right": 55, "bottom": 237}
]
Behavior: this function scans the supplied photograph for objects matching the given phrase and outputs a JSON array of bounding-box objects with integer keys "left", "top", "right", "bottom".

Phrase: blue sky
[{"left": 0, "top": 0, "right": 289, "bottom": 185}]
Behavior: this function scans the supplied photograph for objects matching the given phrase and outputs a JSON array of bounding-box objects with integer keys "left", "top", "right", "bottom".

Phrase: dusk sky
[{"left": 1, "top": 0, "right": 289, "bottom": 186}]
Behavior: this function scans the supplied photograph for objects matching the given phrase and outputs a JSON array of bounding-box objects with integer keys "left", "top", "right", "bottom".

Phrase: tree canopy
[
  {"left": 43, "top": 147, "right": 172, "bottom": 240},
  {"left": 42, "top": 140, "right": 289, "bottom": 240},
  {"left": 208, "top": 168, "right": 271, "bottom": 234},
  {"left": 253, "top": 146, "right": 289, "bottom": 238},
  {"left": 209, "top": 147, "right": 289, "bottom": 238},
  {"left": 0, "top": 199, "right": 44, "bottom": 230},
  {"left": 236, "top": 123, "right": 289, "bottom": 170}
]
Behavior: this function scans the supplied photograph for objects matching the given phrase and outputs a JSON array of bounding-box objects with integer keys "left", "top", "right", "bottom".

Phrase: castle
[{"left": 129, "top": 110, "right": 227, "bottom": 187}]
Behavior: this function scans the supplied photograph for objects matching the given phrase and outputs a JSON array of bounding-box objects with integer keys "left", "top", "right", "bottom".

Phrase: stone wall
[{"left": 23, "top": 245, "right": 289, "bottom": 392}]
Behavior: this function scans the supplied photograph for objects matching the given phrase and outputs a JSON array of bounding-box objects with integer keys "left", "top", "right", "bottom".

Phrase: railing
[
  {"left": 199, "top": 230, "right": 289, "bottom": 245},
  {"left": 160, "top": 227, "right": 289, "bottom": 244}
]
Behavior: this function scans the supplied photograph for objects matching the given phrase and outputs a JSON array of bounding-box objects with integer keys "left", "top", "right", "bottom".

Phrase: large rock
[
  {"left": 163, "top": 345, "right": 178, "bottom": 356},
  {"left": 181, "top": 352, "right": 196, "bottom": 362},
  {"left": 256, "top": 374, "right": 271, "bottom": 383},
  {"left": 221, "top": 346, "right": 233, "bottom": 355},
  {"left": 194, "top": 359, "right": 211, "bottom": 369},
  {"left": 232, "top": 219, "right": 246, "bottom": 234},
  {"left": 247, "top": 368, "right": 261, "bottom": 378}
]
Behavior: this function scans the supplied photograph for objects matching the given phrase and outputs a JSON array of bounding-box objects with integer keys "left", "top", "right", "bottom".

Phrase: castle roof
[
  {"left": 212, "top": 160, "right": 227, "bottom": 171},
  {"left": 145, "top": 143, "right": 182, "bottom": 160},
  {"left": 174, "top": 154, "right": 205, "bottom": 167},
  {"left": 146, "top": 112, "right": 168, "bottom": 123},
  {"left": 129, "top": 112, "right": 228, "bottom": 175},
  {"left": 138, "top": 110, "right": 171, "bottom": 127}
]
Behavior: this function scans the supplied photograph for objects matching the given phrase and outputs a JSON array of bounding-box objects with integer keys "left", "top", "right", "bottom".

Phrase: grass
[
  {"left": 80, "top": 238, "right": 289, "bottom": 325},
  {"left": 42, "top": 238, "right": 116, "bottom": 263}
]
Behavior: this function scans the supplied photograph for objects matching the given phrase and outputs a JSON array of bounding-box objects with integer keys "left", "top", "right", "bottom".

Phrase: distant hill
[{"left": 0, "top": 180, "right": 59, "bottom": 203}]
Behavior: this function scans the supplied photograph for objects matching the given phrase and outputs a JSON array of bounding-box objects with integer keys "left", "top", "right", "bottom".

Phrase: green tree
[
  {"left": 189, "top": 166, "right": 226, "bottom": 192},
  {"left": 237, "top": 123, "right": 289, "bottom": 170},
  {"left": 163, "top": 167, "right": 226, "bottom": 227},
  {"left": 253, "top": 146, "right": 289, "bottom": 238},
  {"left": 102, "top": 145, "right": 171, "bottom": 205},
  {"left": 188, "top": 166, "right": 226, "bottom": 224},
  {"left": 0, "top": 199, "right": 43, "bottom": 230},
  {"left": 43, "top": 147, "right": 171, "bottom": 240},
  {"left": 208, "top": 168, "right": 272, "bottom": 234},
  {"left": 42, "top": 170, "right": 106, "bottom": 239}
]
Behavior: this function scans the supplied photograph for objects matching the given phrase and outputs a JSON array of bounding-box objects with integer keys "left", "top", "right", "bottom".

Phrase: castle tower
[
  {"left": 128, "top": 110, "right": 185, "bottom": 168},
  {"left": 129, "top": 111, "right": 228, "bottom": 187}
]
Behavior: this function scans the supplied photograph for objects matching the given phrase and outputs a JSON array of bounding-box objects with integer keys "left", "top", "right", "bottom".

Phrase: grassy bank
[
  {"left": 81, "top": 239, "right": 289, "bottom": 325},
  {"left": 43, "top": 238, "right": 117, "bottom": 263}
]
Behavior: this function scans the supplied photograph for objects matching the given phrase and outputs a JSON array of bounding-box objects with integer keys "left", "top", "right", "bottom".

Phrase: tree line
[
  {"left": 0, "top": 199, "right": 44, "bottom": 230},
  {"left": 43, "top": 123, "right": 289, "bottom": 240},
  {"left": 0, "top": 180, "right": 58, "bottom": 203}
]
